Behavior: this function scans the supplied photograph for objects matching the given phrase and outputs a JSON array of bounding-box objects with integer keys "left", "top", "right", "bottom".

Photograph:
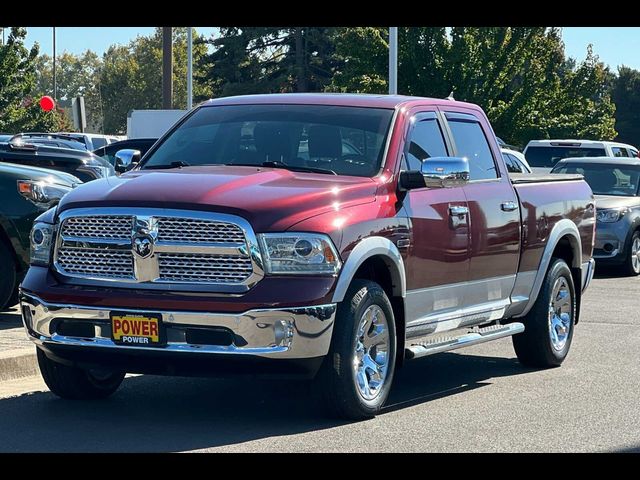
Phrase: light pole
[
  {"left": 162, "top": 27, "right": 173, "bottom": 109},
  {"left": 187, "top": 27, "right": 193, "bottom": 109},
  {"left": 53, "top": 27, "right": 57, "bottom": 102},
  {"left": 389, "top": 27, "right": 398, "bottom": 95}
]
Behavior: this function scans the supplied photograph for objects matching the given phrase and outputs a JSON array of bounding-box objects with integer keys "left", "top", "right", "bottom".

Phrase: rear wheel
[
  {"left": 0, "top": 241, "right": 18, "bottom": 311},
  {"left": 512, "top": 258, "right": 576, "bottom": 368},
  {"left": 317, "top": 280, "right": 396, "bottom": 420},
  {"left": 623, "top": 230, "right": 640, "bottom": 276},
  {"left": 37, "top": 348, "right": 125, "bottom": 400}
]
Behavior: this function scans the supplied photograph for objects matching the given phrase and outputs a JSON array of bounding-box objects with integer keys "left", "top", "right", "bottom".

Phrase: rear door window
[
  {"left": 445, "top": 113, "right": 498, "bottom": 180},
  {"left": 611, "top": 147, "right": 629, "bottom": 157}
]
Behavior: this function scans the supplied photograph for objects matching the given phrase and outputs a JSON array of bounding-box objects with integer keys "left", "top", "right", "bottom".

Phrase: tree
[
  {"left": 100, "top": 28, "right": 210, "bottom": 134},
  {"left": 0, "top": 27, "right": 67, "bottom": 133},
  {"left": 34, "top": 51, "right": 103, "bottom": 132},
  {"left": 610, "top": 66, "right": 640, "bottom": 147},
  {"left": 198, "top": 27, "right": 340, "bottom": 98},
  {"left": 329, "top": 27, "right": 616, "bottom": 146}
]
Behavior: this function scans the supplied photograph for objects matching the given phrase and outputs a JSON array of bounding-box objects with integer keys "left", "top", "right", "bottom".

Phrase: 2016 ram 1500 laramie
[{"left": 20, "top": 94, "right": 596, "bottom": 419}]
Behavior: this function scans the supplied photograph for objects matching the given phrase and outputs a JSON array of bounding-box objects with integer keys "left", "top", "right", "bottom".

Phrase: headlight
[
  {"left": 78, "top": 165, "right": 112, "bottom": 179},
  {"left": 30, "top": 222, "right": 55, "bottom": 266},
  {"left": 258, "top": 233, "right": 341, "bottom": 275},
  {"left": 596, "top": 208, "right": 629, "bottom": 223},
  {"left": 17, "top": 180, "right": 73, "bottom": 209}
]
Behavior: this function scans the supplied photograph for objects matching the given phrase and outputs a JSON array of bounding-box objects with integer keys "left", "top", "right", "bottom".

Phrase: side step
[{"left": 405, "top": 322, "right": 525, "bottom": 360}]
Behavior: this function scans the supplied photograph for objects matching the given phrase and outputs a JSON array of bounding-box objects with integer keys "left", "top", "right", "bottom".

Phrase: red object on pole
[{"left": 39, "top": 96, "right": 55, "bottom": 112}]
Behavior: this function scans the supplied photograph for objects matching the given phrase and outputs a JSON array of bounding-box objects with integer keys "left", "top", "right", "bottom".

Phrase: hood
[
  {"left": 57, "top": 165, "right": 378, "bottom": 231},
  {"left": 594, "top": 195, "right": 640, "bottom": 210}
]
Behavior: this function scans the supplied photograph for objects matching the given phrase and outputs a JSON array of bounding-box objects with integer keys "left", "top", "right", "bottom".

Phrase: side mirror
[
  {"left": 114, "top": 149, "right": 141, "bottom": 174},
  {"left": 400, "top": 156, "right": 470, "bottom": 190}
]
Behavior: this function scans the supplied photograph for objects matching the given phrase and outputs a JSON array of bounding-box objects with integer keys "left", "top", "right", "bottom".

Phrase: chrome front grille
[
  {"left": 53, "top": 208, "right": 263, "bottom": 290},
  {"left": 156, "top": 217, "right": 245, "bottom": 244},
  {"left": 56, "top": 248, "right": 135, "bottom": 279},
  {"left": 60, "top": 215, "right": 133, "bottom": 240},
  {"left": 158, "top": 253, "right": 253, "bottom": 283}
]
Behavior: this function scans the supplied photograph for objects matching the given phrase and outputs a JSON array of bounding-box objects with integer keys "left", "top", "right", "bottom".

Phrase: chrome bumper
[
  {"left": 581, "top": 259, "right": 595, "bottom": 293},
  {"left": 20, "top": 292, "right": 336, "bottom": 359}
]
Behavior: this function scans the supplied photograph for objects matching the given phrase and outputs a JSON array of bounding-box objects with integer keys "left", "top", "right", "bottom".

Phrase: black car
[
  {"left": 0, "top": 162, "right": 79, "bottom": 309},
  {"left": 0, "top": 141, "right": 115, "bottom": 182},
  {"left": 93, "top": 137, "right": 157, "bottom": 168}
]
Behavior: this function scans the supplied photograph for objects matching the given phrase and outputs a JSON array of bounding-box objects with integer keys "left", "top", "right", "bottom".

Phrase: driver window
[{"left": 405, "top": 117, "right": 449, "bottom": 171}]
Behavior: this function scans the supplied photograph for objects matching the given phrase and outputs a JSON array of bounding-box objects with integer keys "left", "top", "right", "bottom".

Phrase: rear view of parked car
[
  {"left": 552, "top": 157, "right": 640, "bottom": 275},
  {"left": 525, "top": 140, "right": 639, "bottom": 173},
  {"left": 0, "top": 163, "right": 80, "bottom": 310}
]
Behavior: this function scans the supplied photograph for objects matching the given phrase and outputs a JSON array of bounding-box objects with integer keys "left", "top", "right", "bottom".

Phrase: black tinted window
[
  {"left": 503, "top": 153, "right": 522, "bottom": 173},
  {"left": 611, "top": 147, "right": 629, "bottom": 157},
  {"left": 405, "top": 118, "right": 448, "bottom": 170},
  {"left": 554, "top": 164, "right": 640, "bottom": 196},
  {"left": 142, "top": 105, "right": 394, "bottom": 177},
  {"left": 91, "top": 137, "right": 107, "bottom": 149},
  {"left": 525, "top": 146, "right": 606, "bottom": 168},
  {"left": 448, "top": 119, "right": 497, "bottom": 180}
]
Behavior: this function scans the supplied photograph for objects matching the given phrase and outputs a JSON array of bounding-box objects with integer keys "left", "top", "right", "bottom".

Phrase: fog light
[
  {"left": 603, "top": 243, "right": 614, "bottom": 253},
  {"left": 273, "top": 320, "right": 294, "bottom": 347}
]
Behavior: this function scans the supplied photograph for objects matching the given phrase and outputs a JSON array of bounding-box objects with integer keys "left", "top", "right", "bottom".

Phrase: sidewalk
[{"left": 0, "top": 305, "right": 38, "bottom": 381}]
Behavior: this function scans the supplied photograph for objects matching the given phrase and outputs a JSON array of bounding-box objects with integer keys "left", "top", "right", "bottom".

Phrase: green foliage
[
  {"left": 610, "top": 65, "right": 640, "bottom": 147},
  {"left": 100, "top": 28, "right": 210, "bottom": 134},
  {"left": 329, "top": 27, "right": 617, "bottom": 146},
  {"left": 34, "top": 50, "right": 103, "bottom": 132},
  {"left": 198, "top": 27, "right": 340, "bottom": 97},
  {"left": 0, "top": 27, "right": 64, "bottom": 133}
]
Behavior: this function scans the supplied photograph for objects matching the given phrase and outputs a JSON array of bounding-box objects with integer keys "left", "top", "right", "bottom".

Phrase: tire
[
  {"left": 0, "top": 240, "right": 18, "bottom": 311},
  {"left": 37, "top": 348, "right": 125, "bottom": 400},
  {"left": 623, "top": 230, "right": 640, "bottom": 276},
  {"left": 512, "top": 258, "right": 576, "bottom": 368},
  {"left": 317, "top": 279, "right": 397, "bottom": 420}
]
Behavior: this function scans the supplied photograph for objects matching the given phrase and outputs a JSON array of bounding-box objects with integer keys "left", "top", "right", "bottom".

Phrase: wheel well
[
  {"left": 353, "top": 256, "right": 406, "bottom": 368},
  {"left": 552, "top": 235, "right": 582, "bottom": 323},
  {"left": 0, "top": 225, "right": 20, "bottom": 273}
]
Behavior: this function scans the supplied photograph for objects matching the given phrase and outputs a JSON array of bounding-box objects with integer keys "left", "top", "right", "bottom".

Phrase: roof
[
  {"left": 526, "top": 139, "right": 638, "bottom": 149},
  {"left": 200, "top": 93, "right": 481, "bottom": 110},
  {"left": 555, "top": 156, "right": 640, "bottom": 166}
]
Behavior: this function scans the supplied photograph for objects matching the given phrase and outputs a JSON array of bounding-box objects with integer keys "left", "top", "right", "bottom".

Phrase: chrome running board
[{"left": 405, "top": 322, "right": 525, "bottom": 360}]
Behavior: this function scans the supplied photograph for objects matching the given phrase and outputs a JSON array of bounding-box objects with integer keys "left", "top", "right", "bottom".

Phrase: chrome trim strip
[
  {"left": 332, "top": 236, "right": 406, "bottom": 303},
  {"left": 20, "top": 292, "right": 336, "bottom": 359},
  {"left": 53, "top": 207, "right": 265, "bottom": 292},
  {"left": 516, "top": 218, "right": 582, "bottom": 318},
  {"left": 504, "top": 270, "right": 536, "bottom": 318},
  {"left": 581, "top": 259, "right": 595, "bottom": 293}
]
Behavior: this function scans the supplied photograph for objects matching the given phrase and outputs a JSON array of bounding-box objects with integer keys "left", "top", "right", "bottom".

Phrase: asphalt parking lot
[{"left": 0, "top": 268, "right": 639, "bottom": 453}]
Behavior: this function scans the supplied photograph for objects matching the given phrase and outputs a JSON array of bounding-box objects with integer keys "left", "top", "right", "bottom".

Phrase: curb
[{"left": 0, "top": 348, "right": 38, "bottom": 381}]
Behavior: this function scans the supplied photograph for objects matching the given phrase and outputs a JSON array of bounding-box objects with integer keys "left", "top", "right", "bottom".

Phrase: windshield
[
  {"left": 553, "top": 163, "right": 640, "bottom": 196},
  {"left": 525, "top": 146, "right": 606, "bottom": 168},
  {"left": 141, "top": 104, "right": 394, "bottom": 177}
]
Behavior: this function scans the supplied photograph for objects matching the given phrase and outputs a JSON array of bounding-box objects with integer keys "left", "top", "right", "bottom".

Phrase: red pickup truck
[{"left": 20, "top": 94, "right": 596, "bottom": 419}]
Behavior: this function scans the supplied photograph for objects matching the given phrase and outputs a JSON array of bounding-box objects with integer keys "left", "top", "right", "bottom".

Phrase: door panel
[
  {"left": 402, "top": 110, "right": 470, "bottom": 323},
  {"left": 442, "top": 110, "right": 520, "bottom": 306}
]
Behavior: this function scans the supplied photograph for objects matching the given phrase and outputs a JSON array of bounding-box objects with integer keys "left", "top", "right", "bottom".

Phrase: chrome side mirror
[
  {"left": 421, "top": 156, "right": 470, "bottom": 188},
  {"left": 114, "top": 149, "right": 141, "bottom": 174}
]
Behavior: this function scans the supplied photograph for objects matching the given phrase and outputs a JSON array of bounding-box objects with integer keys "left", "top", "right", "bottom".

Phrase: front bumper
[
  {"left": 20, "top": 291, "right": 336, "bottom": 364},
  {"left": 593, "top": 220, "right": 630, "bottom": 263}
]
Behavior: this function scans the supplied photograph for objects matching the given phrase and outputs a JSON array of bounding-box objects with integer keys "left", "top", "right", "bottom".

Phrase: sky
[{"left": 11, "top": 27, "right": 640, "bottom": 72}]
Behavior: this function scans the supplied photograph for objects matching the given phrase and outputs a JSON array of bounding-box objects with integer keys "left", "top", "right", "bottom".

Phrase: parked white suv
[{"left": 524, "top": 140, "right": 639, "bottom": 172}]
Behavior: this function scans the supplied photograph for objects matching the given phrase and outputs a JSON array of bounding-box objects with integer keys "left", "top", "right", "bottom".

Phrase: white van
[{"left": 523, "top": 139, "right": 639, "bottom": 172}]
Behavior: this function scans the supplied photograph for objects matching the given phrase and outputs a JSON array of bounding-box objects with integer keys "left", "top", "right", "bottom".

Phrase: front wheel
[
  {"left": 37, "top": 348, "right": 125, "bottom": 400},
  {"left": 512, "top": 258, "right": 576, "bottom": 368},
  {"left": 317, "top": 279, "right": 397, "bottom": 420},
  {"left": 623, "top": 230, "right": 640, "bottom": 276}
]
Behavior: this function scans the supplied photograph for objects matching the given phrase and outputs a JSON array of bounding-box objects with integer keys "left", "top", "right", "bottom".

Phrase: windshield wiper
[
  {"left": 230, "top": 161, "right": 336, "bottom": 175},
  {"left": 144, "top": 160, "right": 191, "bottom": 170}
]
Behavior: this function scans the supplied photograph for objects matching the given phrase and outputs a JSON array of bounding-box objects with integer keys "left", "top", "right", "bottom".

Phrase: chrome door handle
[
  {"left": 449, "top": 206, "right": 469, "bottom": 217},
  {"left": 501, "top": 201, "right": 518, "bottom": 212}
]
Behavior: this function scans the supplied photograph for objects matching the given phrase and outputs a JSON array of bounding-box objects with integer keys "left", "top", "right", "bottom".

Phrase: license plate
[{"left": 111, "top": 312, "right": 164, "bottom": 346}]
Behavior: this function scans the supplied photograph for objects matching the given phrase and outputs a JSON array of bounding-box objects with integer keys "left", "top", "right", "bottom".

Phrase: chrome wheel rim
[
  {"left": 548, "top": 277, "right": 572, "bottom": 352},
  {"left": 631, "top": 237, "right": 640, "bottom": 273},
  {"left": 353, "top": 305, "right": 390, "bottom": 401}
]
